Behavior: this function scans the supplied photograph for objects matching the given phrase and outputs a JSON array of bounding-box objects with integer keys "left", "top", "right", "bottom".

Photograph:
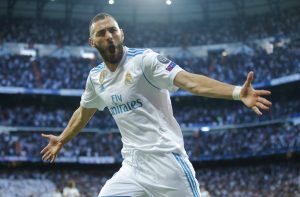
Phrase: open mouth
[{"left": 108, "top": 45, "right": 116, "bottom": 53}]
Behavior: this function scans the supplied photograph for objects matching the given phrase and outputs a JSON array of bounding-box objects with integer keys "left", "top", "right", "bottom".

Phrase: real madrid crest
[
  {"left": 99, "top": 70, "right": 107, "bottom": 84},
  {"left": 99, "top": 70, "right": 107, "bottom": 92},
  {"left": 124, "top": 71, "right": 133, "bottom": 86}
]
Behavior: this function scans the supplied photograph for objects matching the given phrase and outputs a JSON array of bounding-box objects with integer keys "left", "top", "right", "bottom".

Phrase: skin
[
  {"left": 174, "top": 71, "right": 271, "bottom": 115},
  {"left": 41, "top": 16, "right": 272, "bottom": 163},
  {"left": 89, "top": 16, "right": 124, "bottom": 72}
]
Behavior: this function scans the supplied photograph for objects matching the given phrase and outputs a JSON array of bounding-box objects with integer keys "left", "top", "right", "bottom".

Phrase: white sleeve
[
  {"left": 141, "top": 50, "right": 183, "bottom": 92},
  {"left": 80, "top": 73, "right": 105, "bottom": 111},
  {"left": 62, "top": 188, "right": 68, "bottom": 196},
  {"left": 75, "top": 188, "right": 80, "bottom": 196}
]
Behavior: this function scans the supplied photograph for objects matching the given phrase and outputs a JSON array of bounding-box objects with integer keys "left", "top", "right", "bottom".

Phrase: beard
[{"left": 96, "top": 42, "right": 124, "bottom": 64}]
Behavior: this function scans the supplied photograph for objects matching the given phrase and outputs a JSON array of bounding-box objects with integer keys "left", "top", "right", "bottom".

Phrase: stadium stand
[
  {"left": 0, "top": 7, "right": 299, "bottom": 47},
  {"left": 1, "top": 162, "right": 299, "bottom": 197},
  {"left": 1, "top": 45, "right": 299, "bottom": 89},
  {"left": 1, "top": 1, "right": 300, "bottom": 196}
]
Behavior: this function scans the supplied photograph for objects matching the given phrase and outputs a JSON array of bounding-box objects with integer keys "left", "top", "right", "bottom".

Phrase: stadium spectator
[
  {"left": 1, "top": 40, "right": 300, "bottom": 89},
  {"left": 41, "top": 188, "right": 63, "bottom": 197},
  {"left": 1, "top": 7, "right": 300, "bottom": 47},
  {"left": 0, "top": 34, "right": 10, "bottom": 57},
  {"left": 1, "top": 163, "right": 299, "bottom": 197},
  {"left": 50, "top": 40, "right": 71, "bottom": 58},
  {"left": 1, "top": 96, "right": 299, "bottom": 128},
  {"left": 200, "top": 186, "right": 211, "bottom": 197},
  {"left": 63, "top": 180, "right": 80, "bottom": 197},
  {"left": 0, "top": 124, "right": 299, "bottom": 162}
]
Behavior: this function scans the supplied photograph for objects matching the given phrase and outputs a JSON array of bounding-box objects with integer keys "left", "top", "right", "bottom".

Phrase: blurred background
[{"left": 1, "top": 0, "right": 300, "bottom": 196}]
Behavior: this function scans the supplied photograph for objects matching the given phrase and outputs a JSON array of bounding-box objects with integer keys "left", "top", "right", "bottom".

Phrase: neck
[{"left": 105, "top": 62, "right": 118, "bottom": 72}]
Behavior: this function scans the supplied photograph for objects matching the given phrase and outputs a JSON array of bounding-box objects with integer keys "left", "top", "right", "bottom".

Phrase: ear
[
  {"left": 120, "top": 29, "right": 124, "bottom": 42},
  {"left": 89, "top": 37, "right": 94, "bottom": 47}
]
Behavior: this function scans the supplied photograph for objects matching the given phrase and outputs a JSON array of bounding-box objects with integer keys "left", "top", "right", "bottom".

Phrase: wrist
[
  {"left": 58, "top": 135, "right": 66, "bottom": 145},
  {"left": 232, "top": 86, "right": 242, "bottom": 100}
]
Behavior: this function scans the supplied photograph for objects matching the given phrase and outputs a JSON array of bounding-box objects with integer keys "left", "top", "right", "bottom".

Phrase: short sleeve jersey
[
  {"left": 80, "top": 47, "right": 187, "bottom": 157},
  {"left": 62, "top": 187, "right": 80, "bottom": 197}
]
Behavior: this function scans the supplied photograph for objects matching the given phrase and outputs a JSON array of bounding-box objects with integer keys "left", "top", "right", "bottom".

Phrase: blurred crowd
[
  {"left": 0, "top": 169, "right": 110, "bottom": 197},
  {"left": 0, "top": 124, "right": 299, "bottom": 162},
  {"left": 173, "top": 97, "right": 299, "bottom": 127},
  {"left": 1, "top": 45, "right": 300, "bottom": 89},
  {"left": 185, "top": 124, "right": 300, "bottom": 161},
  {"left": 0, "top": 179, "right": 57, "bottom": 197},
  {"left": 0, "top": 55, "right": 91, "bottom": 89},
  {"left": 0, "top": 131, "right": 123, "bottom": 162},
  {"left": 1, "top": 5, "right": 300, "bottom": 197},
  {"left": 1, "top": 162, "right": 299, "bottom": 197},
  {"left": 0, "top": 106, "right": 116, "bottom": 128},
  {"left": 196, "top": 162, "right": 300, "bottom": 197},
  {"left": 0, "top": 96, "right": 299, "bottom": 128},
  {"left": 1, "top": 7, "right": 300, "bottom": 47},
  {"left": 174, "top": 46, "right": 300, "bottom": 85}
]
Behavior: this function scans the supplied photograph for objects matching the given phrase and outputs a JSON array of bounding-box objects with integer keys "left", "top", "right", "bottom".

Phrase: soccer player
[
  {"left": 41, "top": 13, "right": 272, "bottom": 197},
  {"left": 63, "top": 180, "right": 80, "bottom": 197}
]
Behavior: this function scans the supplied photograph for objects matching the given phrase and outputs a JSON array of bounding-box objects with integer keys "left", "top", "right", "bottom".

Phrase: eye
[
  {"left": 109, "top": 27, "right": 117, "bottom": 33},
  {"left": 96, "top": 30, "right": 106, "bottom": 37}
]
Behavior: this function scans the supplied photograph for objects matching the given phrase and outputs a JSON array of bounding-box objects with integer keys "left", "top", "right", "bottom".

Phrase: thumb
[
  {"left": 244, "top": 71, "right": 254, "bottom": 88},
  {"left": 41, "top": 133, "right": 51, "bottom": 139}
]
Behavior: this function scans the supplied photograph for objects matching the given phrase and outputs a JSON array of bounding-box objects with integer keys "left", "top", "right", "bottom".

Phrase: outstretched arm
[
  {"left": 174, "top": 71, "right": 271, "bottom": 115},
  {"left": 40, "top": 106, "right": 97, "bottom": 162}
]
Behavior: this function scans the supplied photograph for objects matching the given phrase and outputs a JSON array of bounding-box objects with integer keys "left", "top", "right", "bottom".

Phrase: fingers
[
  {"left": 255, "top": 102, "right": 269, "bottom": 110},
  {"left": 252, "top": 96, "right": 272, "bottom": 114},
  {"left": 241, "top": 75, "right": 272, "bottom": 115},
  {"left": 251, "top": 95, "right": 271, "bottom": 115},
  {"left": 256, "top": 90, "right": 271, "bottom": 96},
  {"left": 42, "top": 151, "right": 57, "bottom": 162},
  {"left": 41, "top": 133, "right": 50, "bottom": 155},
  {"left": 42, "top": 151, "right": 52, "bottom": 161},
  {"left": 50, "top": 154, "right": 57, "bottom": 163},
  {"left": 257, "top": 97, "right": 272, "bottom": 106},
  {"left": 41, "top": 133, "right": 59, "bottom": 163},
  {"left": 41, "top": 133, "right": 51, "bottom": 139},
  {"left": 40, "top": 146, "right": 48, "bottom": 155},
  {"left": 244, "top": 71, "right": 254, "bottom": 88},
  {"left": 252, "top": 106, "right": 262, "bottom": 116}
]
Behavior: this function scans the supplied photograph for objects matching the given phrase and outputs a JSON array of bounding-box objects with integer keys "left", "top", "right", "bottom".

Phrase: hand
[
  {"left": 40, "top": 133, "right": 63, "bottom": 163},
  {"left": 240, "top": 71, "right": 272, "bottom": 115}
]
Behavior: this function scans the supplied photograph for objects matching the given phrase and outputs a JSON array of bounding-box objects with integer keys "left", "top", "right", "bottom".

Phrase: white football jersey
[
  {"left": 80, "top": 47, "right": 187, "bottom": 158},
  {"left": 63, "top": 187, "right": 80, "bottom": 197}
]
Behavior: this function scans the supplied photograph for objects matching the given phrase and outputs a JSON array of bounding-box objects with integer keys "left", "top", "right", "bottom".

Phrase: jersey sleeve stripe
[{"left": 139, "top": 62, "right": 160, "bottom": 90}]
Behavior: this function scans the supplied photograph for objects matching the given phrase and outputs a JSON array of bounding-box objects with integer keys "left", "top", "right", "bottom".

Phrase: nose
[{"left": 105, "top": 31, "right": 113, "bottom": 41}]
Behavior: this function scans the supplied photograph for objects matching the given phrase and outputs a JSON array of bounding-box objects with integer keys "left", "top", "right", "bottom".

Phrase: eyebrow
[{"left": 95, "top": 26, "right": 117, "bottom": 34}]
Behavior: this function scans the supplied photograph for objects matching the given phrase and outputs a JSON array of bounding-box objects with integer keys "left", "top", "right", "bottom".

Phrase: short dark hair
[
  {"left": 89, "top": 12, "right": 117, "bottom": 36},
  {"left": 67, "top": 180, "right": 76, "bottom": 188}
]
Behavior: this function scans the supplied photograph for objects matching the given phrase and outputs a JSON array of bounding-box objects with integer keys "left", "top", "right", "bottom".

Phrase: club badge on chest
[
  {"left": 125, "top": 71, "right": 133, "bottom": 86},
  {"left": 99, "top": 70, "right": 107, "bottom": 92}
]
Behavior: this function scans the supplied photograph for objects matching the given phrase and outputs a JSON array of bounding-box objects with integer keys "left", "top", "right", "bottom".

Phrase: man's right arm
[
  {"left": 58, "top": 106, "right": 97, "bottom": 144},
  {"left": 40, "top": 106, "right": 97, "bottom": 162},
  {"left": 41, "top": 71, "right": 104, "bottom": 162}
]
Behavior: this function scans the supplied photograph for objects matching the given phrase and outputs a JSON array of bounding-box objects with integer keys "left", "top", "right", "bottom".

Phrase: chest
[{"left": 93, "top": 64, "right": 144, "bottom": 108}]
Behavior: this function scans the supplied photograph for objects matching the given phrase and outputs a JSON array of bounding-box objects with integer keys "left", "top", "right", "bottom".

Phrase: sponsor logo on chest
[{"left": 109, "top": 94, "right": 143, "bottom": 115}]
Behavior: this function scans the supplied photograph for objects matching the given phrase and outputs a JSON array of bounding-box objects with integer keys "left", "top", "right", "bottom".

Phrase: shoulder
[
  {"left": 127, "top": 48, "right": 160, "bottom": 66},
  {"left": 86, "top": 63, "right": 105, "bottom": 85},
  {"left": 127, "top": 47, "right": 152, "bottom": 58},
  {"left": 90, "top": 62, "right": 105, "bottom": 73},
  {"left": 89, "top": 62, "right": 105, "bottom": 77}
]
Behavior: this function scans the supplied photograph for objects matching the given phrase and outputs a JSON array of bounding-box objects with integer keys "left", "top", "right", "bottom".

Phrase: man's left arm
[{"left": 174, "top": 70, "right": 272, "bottom": 115}]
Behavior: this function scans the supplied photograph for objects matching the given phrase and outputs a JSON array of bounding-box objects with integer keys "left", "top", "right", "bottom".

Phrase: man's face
[{"left": 89, "top": 17, "right": 124, "bottom": 64}]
